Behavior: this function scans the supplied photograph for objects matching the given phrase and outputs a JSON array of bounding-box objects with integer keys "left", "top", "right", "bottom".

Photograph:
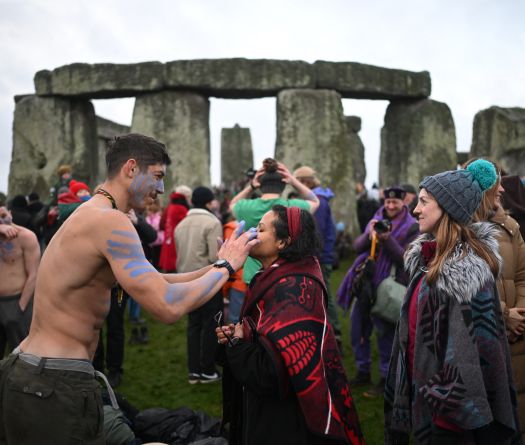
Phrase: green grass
[{"left": 119, "top": 258, "right": 385, "bottom": 444}]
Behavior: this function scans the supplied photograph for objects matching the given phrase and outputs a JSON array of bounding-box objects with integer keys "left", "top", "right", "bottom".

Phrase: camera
[
  {"left": 374, "top": 219, "right": 392, "bottom": 234},
  {"left": 244, "top": 167, "right": 256, "bottom": 179}
]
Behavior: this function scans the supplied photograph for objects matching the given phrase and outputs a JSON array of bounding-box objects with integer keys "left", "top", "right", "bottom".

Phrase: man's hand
[
  {"left": 507, "top": 307, "right": 525, "bottom": 336},
  {"left": 218, "top": 222, "right": 259, "bottom": 271},
  {"left": 251, "top": 167, "right": 265, "bottom": 189},
  {"left": 277, "top": 162, "right": 294, "bottom": 184},
  {"left": 0, "top": 224, "right": 18, "bottom": 240}
]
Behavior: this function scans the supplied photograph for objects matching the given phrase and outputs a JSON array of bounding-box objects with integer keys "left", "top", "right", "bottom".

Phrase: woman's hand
[
  {"left": 507, "top": 307, "right": 525, "bottom": 336},
  {"left": 233, "top": 322, "right": 244, "bottom": 339},
  {"left": 216, "top": 323, "right": 235, "bottom": 345}
]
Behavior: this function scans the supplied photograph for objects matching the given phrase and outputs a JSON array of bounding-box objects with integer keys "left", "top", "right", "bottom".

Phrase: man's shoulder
[{"left": 12, "top": 224, "right": 38, "bottom": 245}]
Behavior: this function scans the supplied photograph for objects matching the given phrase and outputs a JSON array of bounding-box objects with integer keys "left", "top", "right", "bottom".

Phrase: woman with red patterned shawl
[{"left": 216, "top": 205, "right": 364, "bottom": 445}]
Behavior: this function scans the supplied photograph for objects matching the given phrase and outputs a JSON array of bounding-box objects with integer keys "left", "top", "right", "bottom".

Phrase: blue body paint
[
  {"left": 235, "top": 220, "right": 246, "bottom": 236},
  {"left": 107, "top": 231, "right": 155, "bottom": 278},
  {"left": 164, "top": 271, "right": 224, "bottom": 305},
  {"left": 112, "top": 230, "right": 139, "bottom": 240}
]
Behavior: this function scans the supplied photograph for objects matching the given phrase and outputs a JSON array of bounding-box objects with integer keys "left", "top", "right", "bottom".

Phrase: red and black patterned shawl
[{"left": 241, "top": 256, "right": 364, "bottom": 445}]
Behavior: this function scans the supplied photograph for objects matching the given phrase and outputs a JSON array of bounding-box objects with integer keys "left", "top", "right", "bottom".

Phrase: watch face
[{"left": 215, "top": 259, "right": 227, "bottom": 266}]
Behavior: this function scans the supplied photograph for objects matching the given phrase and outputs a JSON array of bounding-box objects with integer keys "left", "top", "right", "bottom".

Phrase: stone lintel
[
  {"left": 315, "top": 60, "right": 431, "bottom": 100},
  {"left": 34, "top": 59, "right": 432, "bottom": 100}
]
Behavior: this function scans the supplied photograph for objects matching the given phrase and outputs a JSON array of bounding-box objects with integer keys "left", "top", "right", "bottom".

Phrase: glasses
[{"left": 214, "top": 311, "right": 235, "bottom": 346}]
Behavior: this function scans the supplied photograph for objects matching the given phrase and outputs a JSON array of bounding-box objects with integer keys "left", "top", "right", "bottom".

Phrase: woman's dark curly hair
[{"left": 271, "top": 205, "right": 320, "bottom": 262}]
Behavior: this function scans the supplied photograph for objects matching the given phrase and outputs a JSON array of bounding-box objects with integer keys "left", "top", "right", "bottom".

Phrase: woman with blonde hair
[{"left": 384, "top": 160, "right": 519, "bottom": 444}]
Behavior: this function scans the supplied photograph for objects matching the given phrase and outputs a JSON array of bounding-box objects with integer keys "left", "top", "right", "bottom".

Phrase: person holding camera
[
  {"left": 337, "top": 186, "right": 418, "bottom": 396},
  {"left": 229, "top": 158, "right": 319, "bottom": 286}
]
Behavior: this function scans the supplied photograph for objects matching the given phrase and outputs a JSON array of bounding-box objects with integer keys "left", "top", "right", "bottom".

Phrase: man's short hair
[{"left": 106, "top": 134, "right": 171, "bottom": 179}]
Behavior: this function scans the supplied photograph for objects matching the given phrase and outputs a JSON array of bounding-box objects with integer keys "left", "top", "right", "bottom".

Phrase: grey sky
[{"left": 1, "top": 0, "right": 524, "bottom": 194}]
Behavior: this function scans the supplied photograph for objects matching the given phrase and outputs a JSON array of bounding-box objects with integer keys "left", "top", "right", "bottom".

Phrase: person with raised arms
[{"left": 0, "top": 133, "right": 258, "bottom": 445}]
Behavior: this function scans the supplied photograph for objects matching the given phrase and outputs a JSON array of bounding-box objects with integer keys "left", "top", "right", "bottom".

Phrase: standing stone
[
  {"left": 380, "top": 99, "right": 456, "bottom": 188},
  {"left": 96, "top": 117, "right": 130, "bottom": 186},
  {"left": 345, "top": 116, "right": 367, "bottom": 184},
  {"left": 470, "top": 106, "right": 525, "bottom": 175},
  {"left": 131, "top": 91, "right": 210, "bottom": 193},
  {"left": 275, "top": 89, "right": 359, "bottom": 237},
  {"left": 8, "top": 95, "right": 97, "bottom": 199},
  {"left": 221, "top": 124, "right": 253, "bottom": 186}
]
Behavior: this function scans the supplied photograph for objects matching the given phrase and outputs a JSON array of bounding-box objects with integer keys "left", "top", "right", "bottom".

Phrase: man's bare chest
[{"left": 0, "top": 240, "right": 22, "bottom": 265}]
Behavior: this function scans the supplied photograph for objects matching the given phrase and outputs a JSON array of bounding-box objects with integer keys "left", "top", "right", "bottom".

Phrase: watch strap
[{"left": 214, "top": 259, "right": 235, "bottom": 277}]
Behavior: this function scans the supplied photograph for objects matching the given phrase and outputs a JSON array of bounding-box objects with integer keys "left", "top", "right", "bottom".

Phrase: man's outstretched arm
[{"left": 102, "top": 212, "right": 257, "bottom": 323}]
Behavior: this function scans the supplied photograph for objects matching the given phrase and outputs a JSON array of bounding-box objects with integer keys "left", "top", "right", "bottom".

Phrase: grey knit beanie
[{"left": 419, "top": 159, "right": 497, "bottom": 224}]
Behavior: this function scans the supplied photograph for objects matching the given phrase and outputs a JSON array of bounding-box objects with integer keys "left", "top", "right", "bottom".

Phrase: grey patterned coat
[{"left": 384, "top": 222, "right": 520, "bottom": 444}]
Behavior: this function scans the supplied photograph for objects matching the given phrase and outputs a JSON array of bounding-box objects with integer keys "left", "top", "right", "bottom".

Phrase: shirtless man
[
  {"left": 0, "top": 207, "right": 40, "bottom": 357},
  {"left": 0, "top": 134, "right": 258, "bottom": 445}
]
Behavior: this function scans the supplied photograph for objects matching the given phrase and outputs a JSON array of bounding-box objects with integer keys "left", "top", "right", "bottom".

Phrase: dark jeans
[
  {"left": 187, "top": 292, "right": 223, "bottom": 375},
  {"left": 0, "top": 295, "right": 32, "bottom": 358},
  {"left": 0, "top": 354, "right": 104, "bottom": 445},
  {"left": 93, "top": 289, "right": 128, "bottom": 374},
  {"left": 320, "top": 264, "right": 342, "bottom": 337}
]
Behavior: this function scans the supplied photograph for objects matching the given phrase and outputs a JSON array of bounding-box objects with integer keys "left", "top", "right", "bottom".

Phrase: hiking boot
[
  {"left": 188, "top": 373, "right": 201, "bottom": 384},
  {"left": 349, "top": 371, "right": 371, "bottom": 387},
  {"left": 199, "top": 372, "right": 221, "bottom": 384},
  {"left": 363, "top": 377, "right": 385, "bottom": 398}
]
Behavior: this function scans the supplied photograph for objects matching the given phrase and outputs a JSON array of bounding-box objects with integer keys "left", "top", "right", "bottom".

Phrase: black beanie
[
  {"left": 260, "top": 171, "right": 285, "bottom": 194},
  {"left": 191, "top": 186, "right": 215, "bottom": 208}
]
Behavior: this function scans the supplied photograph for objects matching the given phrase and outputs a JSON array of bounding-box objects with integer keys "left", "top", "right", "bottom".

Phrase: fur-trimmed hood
[{"left": 404, "top": 221, "right": 502, "bottom": 304}]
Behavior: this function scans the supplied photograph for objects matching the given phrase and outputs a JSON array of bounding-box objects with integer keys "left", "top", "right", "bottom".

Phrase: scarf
[
  {"left": 242, "top": 257, "right": 364, "bottom": 444},
  {"left": 337, "top": 205, "right": 417, "bottom": 310}
]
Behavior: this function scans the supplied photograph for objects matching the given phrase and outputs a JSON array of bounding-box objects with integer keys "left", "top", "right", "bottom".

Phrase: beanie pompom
[{"left": 466, "top": 159, "right": 497, "bottom": 192}]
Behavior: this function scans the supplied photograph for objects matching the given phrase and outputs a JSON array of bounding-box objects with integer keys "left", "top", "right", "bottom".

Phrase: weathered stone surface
[
  {"left": 131, "top": 91, "right": 210, "bottom": 193},
  {"left": 33, "top": 59, "right": 431, "bottom": 100},
  {"left": 95, "top": 117, "right": 130, "bottom": 186},
  {"left": 8, "top": 95, "right": 97, "bottom": 199},
  {"left": 165, "top": 58, "right": 315, "bottom": 98},
  {"left": 34, "top": 62, "right": 165, "bottom": 98},
  {"left": 470, "top": 107, "right": 525, "bottom": 175},
  {"left": 221, "top": 124, "right": 253, "bottom": 186},
  {"left": 315, "top": 61, "right": 431, "bottom": 100},
  {"left": 345, "top": 116, "right": 366, "bottom": 184},
  {"left": 275, "top": 89, "right": 359, "bottom": 237},
  {"left": 380, "top": 99, "right": 456, "bottom": 188}
]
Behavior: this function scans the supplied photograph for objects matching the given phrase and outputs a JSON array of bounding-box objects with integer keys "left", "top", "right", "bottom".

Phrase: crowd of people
[{"left": 0, "top": 132, "right": 524, "bottom": 444}]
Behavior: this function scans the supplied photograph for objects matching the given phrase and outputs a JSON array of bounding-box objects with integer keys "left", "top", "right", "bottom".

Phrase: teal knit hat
[{"left": 419, "top": 159, "right": 497, "bottom": 224}]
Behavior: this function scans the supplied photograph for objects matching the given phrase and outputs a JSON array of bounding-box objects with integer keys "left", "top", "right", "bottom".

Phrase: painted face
[
  {"left": 249, "top": 211, "right": 284, "bottom": 263},
  {"left": 384, "top": 198, "right": 404, "bottom": 219},
  {"left": 129, "top": 163, "right": 166, "bottom": 210},
  {"left": 0, "top": 207, "right": 12, "bottom": 225},
  {"left": 413, "top": 189, "right": 443, "bottom": 234}
]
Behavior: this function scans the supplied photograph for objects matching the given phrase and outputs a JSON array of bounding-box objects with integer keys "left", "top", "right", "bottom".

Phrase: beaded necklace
[{"left": 96, "top": 188, "right": 118, "bottom": 210}]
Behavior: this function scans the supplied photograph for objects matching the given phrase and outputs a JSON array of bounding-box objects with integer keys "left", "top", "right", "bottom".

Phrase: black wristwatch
[{"left": 213, "top": 259, "right": 235, "bottom": 277}]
